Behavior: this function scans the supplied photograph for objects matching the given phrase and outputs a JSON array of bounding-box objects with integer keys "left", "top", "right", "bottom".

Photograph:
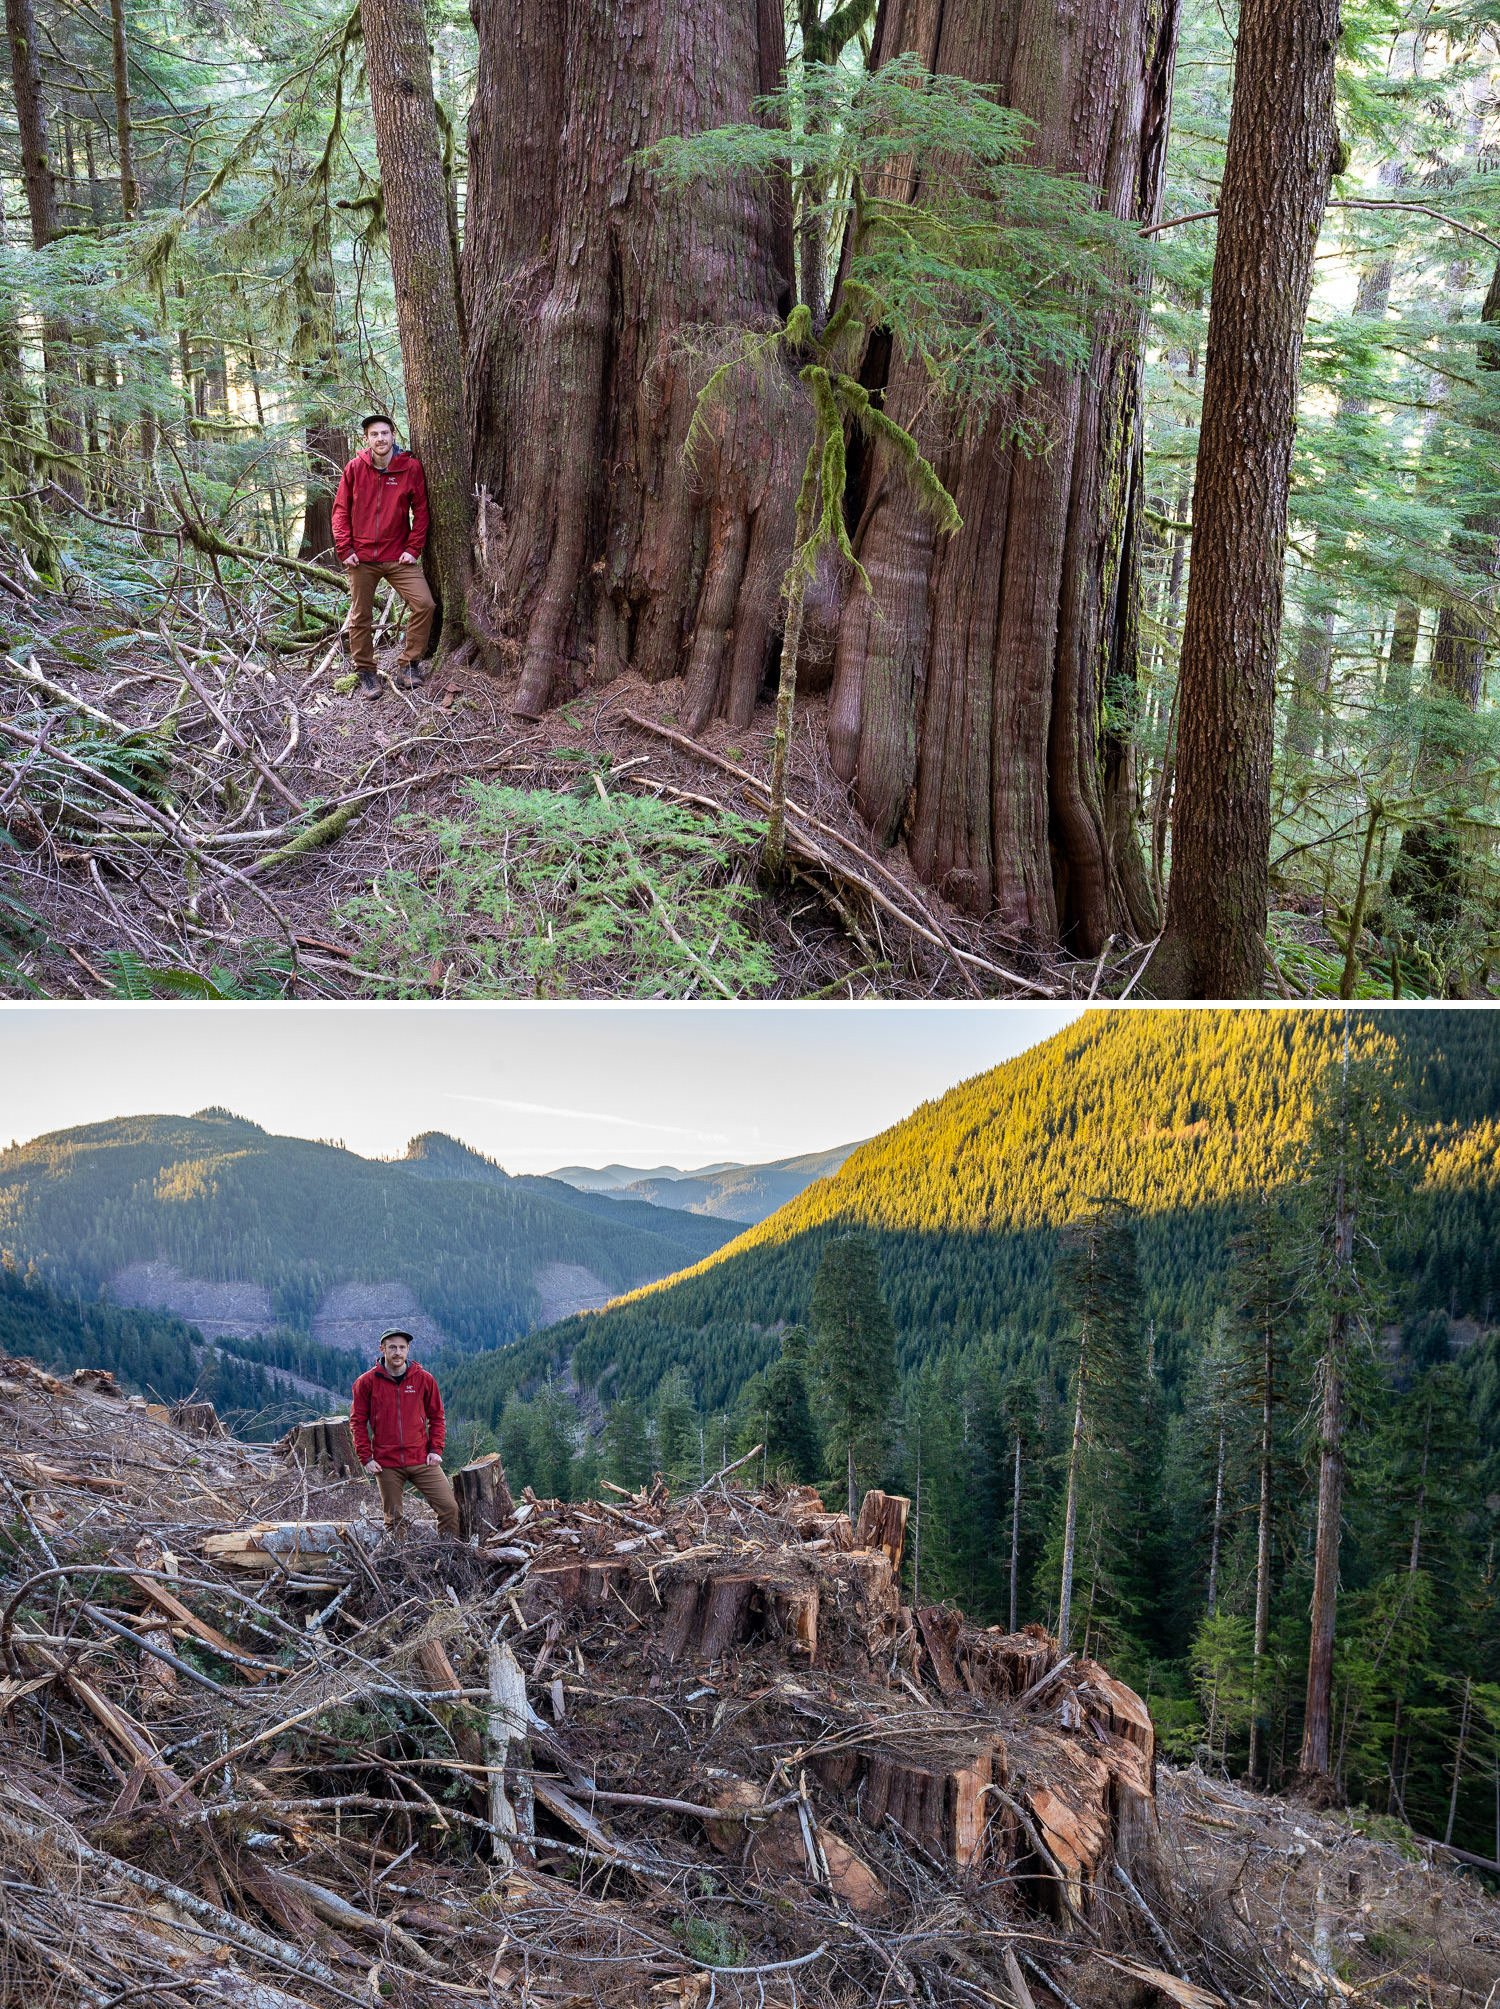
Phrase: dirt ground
[{"left": 0, "top": 567, "right": 1150, "bottom": 1001}]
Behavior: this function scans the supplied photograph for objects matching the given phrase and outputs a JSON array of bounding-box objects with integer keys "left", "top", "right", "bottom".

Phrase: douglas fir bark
[
  {"left": 360, "top": 0, "right": 473, "bottom": 650},
  {"left": 1152, "top": 0, "right": 1342, "bottom": 998},
  {"left": 463, "top": 0, "right": 800, "bottom": 720},
  {"left": 823, "top": 0, "right": 1179, "bottom": 947}
]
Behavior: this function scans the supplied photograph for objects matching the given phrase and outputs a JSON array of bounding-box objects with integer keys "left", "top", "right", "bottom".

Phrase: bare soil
[{"left": 0, "top": 569, "right": 1147, "bottom": 1001}]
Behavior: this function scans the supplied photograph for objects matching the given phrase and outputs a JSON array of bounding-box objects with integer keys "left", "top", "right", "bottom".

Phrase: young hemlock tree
[
  {"left": 760, "top": 1325, "right": 822, "bottom": 1484},
  {"left": 654, "top": 1368, "right": 700, "bottom": 1489},
  {"left": 602, "top": 1393, "right": 652, "bottom": 1493},
  {"left": 650, "top": 54, "right": 1139, "bottom": 872},
  {"left": 809, "top": 1231, "right": 898, "bottom": 1516},
  {"left": 1051, "top": 1200, "right": 1143, "bottom": 1657}
]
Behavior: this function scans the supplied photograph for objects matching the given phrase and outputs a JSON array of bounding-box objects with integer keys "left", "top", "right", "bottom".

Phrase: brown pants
[
  {"left": 376, "top": 1461, "right": 461, "bottom": 1536},
  {"left": 345, "top": 560, "right": 434, "bottom": 672}
]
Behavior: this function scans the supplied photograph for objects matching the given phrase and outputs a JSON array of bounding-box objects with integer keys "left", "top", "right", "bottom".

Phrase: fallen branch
[{"left": 615, "top": 709, "right": 1060, "bottom": 996}]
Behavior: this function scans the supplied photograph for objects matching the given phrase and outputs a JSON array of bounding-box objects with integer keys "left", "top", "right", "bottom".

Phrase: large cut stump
[
  {"left": 454, "top": 1453, "right": 515, "bottom": 1541},
  {"left": 854, "top": 1490, "right": 909, "bottom": 1571},
  {"left": 279, "top": 1416, "right": 360, "bottom": 1476}
]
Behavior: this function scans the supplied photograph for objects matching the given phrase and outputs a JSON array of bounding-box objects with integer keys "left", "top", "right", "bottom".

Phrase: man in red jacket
[
  {"left": 350, "top": 1328, "right": 461, "bottom": 1536},
  {"left": 331, "top": 415, "right": 435, "bottom": 700}
]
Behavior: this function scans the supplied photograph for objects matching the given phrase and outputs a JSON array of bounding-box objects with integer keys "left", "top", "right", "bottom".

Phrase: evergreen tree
[
  {"left": 1290, "top": 1032, "right": 1400, "bottom": 1792},
  {"left": 809, "top": 1233, "right": 898, "bottom": 1516},
  {"left": 602, "top": 1394, "right": 652, "bottom": 1492},
  {"left": 653, "top": 1368, "right": 699, "bottom": 1489},
  {"left": 1050, "top": 1199, "right": 1143, "bottom": 1657},
  {"left": 760, "top": 1325, "right": 821, "bottom": 1483}
]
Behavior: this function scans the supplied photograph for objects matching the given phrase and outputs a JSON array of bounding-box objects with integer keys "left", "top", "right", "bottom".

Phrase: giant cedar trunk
[
  {"left": 463, "top": 0, "right": 799, "bottom": 721},
  {"left": 822, "top": 0, "right": 1178, "bottom": 948},
  {"left": 1152, "top": 0, "right": 1340, "bottom": 999}
]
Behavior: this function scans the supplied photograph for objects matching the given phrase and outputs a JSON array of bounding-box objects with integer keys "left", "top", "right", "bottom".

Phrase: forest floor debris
[
  {"left": 0, "top": 563, "right": 1148, "bottom": 1000},
  {"left": 0, "top": 1351, "right": 1495, "bottom": 2008}
]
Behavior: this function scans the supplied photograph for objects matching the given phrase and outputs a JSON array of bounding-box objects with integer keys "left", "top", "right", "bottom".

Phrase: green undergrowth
[{"left": 337, "top": 775, "right": 775, "bottom": 999}]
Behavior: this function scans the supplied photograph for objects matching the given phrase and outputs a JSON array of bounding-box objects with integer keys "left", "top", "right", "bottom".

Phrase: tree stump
[
  {"left": 280, "top": 1416, "right": 361, "bottom": 1476},
  {"left": 854, "top": 1490, "right": 910, "bottom": 1571},
  {"left": 454, "top": 1452, "right": 515, "bottom": 1542},
  {"left": 171, "top": 1399, "right": 224, "bottom": 1438}
]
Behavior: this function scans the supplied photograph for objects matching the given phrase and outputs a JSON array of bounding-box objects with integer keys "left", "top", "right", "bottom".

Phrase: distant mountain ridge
[
  {"left": 443, "top": 1009, "right": 1500, "bottom": 1423},
  {"left": 0, "top": 1114, "right": 738, "bottom": 1369},
  {"left": 547, "top": 1142, "right": 862, "bottom": 1223}
]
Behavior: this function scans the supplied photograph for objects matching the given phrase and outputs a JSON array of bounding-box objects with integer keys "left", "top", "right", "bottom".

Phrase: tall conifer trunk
[
  {"left": 360, "top": 0, "right": 473, "bottom": 650},
  {"left": 1152, "top": 0, "right": 1341, "bottom": 998},
  {"left": 459, "top": 0, "right": 1176, "bottom": 956},
  {"left": 7, "top": 0, "right": 82, "bottom": 498}
]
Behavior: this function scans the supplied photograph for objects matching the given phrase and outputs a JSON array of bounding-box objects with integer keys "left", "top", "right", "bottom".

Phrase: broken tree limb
[
  {"left": 487, "top": 1636, "right": 530, "bottom": 1869},
  {"left": 615, "top": 709, "right": 1063, "bottom": 997}
]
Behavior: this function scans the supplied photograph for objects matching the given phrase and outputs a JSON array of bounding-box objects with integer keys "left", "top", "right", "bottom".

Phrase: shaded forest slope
[{"left": 0, "top": 1109, "right": 737, "bottom": 1357}]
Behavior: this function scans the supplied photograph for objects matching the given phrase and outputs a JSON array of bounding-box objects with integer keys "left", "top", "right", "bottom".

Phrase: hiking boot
[
  {"left": 356, "top": 669, "right": 383, "bottom": 701},
  {"left": 395, "top": 659, "right": 430, "bottom": 691}
]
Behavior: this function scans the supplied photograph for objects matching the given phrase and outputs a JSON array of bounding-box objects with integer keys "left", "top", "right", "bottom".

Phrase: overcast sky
[{"left": 0, "top": 1004, "right": 1083, "bottom": 1171}]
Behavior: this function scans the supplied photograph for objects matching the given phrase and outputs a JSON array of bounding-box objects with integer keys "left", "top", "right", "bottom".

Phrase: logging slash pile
[{"left": 0, "top": 1355, "right": 1496, "bottom": 2009}]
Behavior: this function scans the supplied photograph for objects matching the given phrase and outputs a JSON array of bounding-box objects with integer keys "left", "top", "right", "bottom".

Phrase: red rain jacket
[
  {"left": 350, "top": 1360, "right": 446, "bottom": 1468},
  {"left": 331, "top": 446, "right": 429, "bottom": 566}
]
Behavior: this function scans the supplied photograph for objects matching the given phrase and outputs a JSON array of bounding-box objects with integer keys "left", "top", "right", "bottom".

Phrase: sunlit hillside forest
[
  {"left": 448, "top": 1010, "right": 1500, "bottom": 1854},
  {"left": 1, "top": 2, "right": 1498, "bottom": 998}
]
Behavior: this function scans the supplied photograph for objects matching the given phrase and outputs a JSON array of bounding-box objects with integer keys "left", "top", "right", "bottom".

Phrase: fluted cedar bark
[
  {"left": 359, "top": 0, "right": 472, "bottom": 646},
  {"left": 821, "top": 0, "right": 1177, "bottom": 948},
  {"left": 1152, "top": 0, "right": 1341, "bottom": 999},
  {"left": 463, "top": 0, "right": 799, "bottom": 721}
]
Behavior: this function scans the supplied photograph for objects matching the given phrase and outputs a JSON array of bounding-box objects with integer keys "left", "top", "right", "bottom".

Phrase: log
[
  {"left": 454, "top": 1451, "right": 515, "bottom": 1541},
  {"left": 854, "top": 1490, "right": 910, "bottom": 1571},
  {"left": 278, "top": 1415, "right": 361, "bottom": 1476}
]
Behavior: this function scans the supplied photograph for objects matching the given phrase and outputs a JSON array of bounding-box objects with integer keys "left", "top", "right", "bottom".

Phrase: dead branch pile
[{"left": 0, "top": 1356, "right": 1492, "bottom": 2009}]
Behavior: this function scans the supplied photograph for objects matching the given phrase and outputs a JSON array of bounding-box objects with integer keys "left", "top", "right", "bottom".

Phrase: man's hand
[
  {"left": 398, "top": 550, "right": 416, "bottom": 565},
  {"left": 364, "top": 1459, "right": 379, "bottom": 1476},
  {"left": 344, "top": 554, "right": 359, "bottom": 569},
  {"left": 426, "top": 1452, "right": 442, "bottom": 1466}
]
